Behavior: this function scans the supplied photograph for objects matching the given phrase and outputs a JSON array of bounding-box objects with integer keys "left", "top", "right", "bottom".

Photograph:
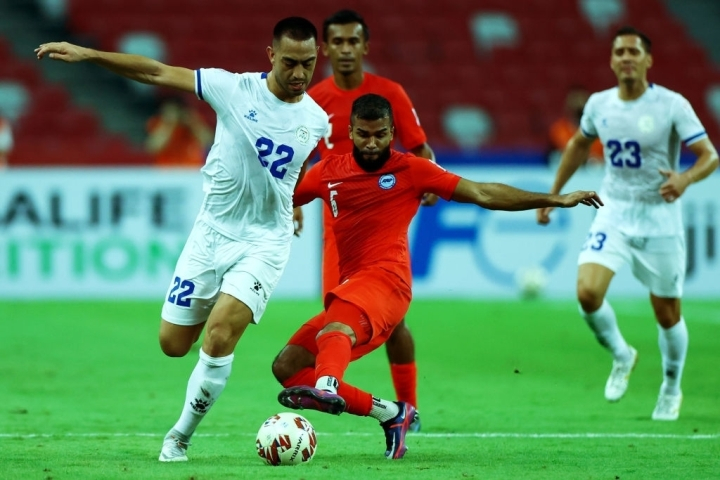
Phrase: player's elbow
[
  {"left": 709, "top": 150, "right": 720, "bottom": 171},
  {"left": 471, "top": 185, "right": 497, "bottom": 210}
]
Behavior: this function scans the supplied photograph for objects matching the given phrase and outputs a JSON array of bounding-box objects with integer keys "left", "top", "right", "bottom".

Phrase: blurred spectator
[
  {"left": 145, "top": 96, "right": 213, "bottom": 168},
  {"left": 0, "top": 115, "right": 13, "bottom": 168},
  {"left": 548, "top": 86, "right": 604, "bottom": 166}
]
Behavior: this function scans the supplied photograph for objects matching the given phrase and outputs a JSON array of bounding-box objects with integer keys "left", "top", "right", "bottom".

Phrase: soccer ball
[
  {"left": 255, "top": 412, "right": 317, "bottom": 466},
  {"left": 515, "top": 265, "right": 549, "bottom": 299}
]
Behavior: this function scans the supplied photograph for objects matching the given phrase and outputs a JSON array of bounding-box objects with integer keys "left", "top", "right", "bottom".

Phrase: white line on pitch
[{"left": 0, "top": 432, "right": 717, "bottom": 440}]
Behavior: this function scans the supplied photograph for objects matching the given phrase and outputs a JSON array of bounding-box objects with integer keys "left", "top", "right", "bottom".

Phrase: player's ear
[
  {"left": 321, "top": 42, "right": 329, "bottom": 57},
  {"left": 646, "top": 53, "right": 653, "bottom": 69},
  {"left": 266, "top": 46, "right": 275, "bottom": 65},
  {"left": 348, "top": 124, "right": 353, "bottom": 139},
  {"left": 363, "top": 41, "right": 370, "bottom": 56}
]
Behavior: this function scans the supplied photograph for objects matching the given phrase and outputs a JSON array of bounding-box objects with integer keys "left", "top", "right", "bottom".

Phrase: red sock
[
  {"left": 338, "top": 380, "right": 373, "bottom": 416},
  {"left": 315, "top": 331, "right": 352, "bottom": 381},
  {"left": 281, "top": 367, "right": 315, "bottom": 388},
  {"left": 390, "top": 362, "right": 417, "bottom": 408}
]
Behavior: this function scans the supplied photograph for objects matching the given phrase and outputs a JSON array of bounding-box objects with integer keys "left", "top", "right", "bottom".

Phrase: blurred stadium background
[
  {"left": 1, "top": 0, "right": 719, "bottom": 300},
  {"left": 2, "top": 0, "right": 720, "bottom": 162}
]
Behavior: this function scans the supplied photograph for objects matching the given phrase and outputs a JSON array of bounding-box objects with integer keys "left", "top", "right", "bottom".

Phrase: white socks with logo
[{"left": 172, "top": 349, "right": 234, "bottom": 438}]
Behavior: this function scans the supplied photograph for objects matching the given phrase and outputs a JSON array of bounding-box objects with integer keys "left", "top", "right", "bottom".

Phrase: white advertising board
[
  {"left": 408, "top": 167, "right": 719, "bottom": 298},
  {"left": 1, "top": 167, "right": 718, "bottom": 300},
  {"left": 0, "top": 168, "right": 321, "bottom": 299}
]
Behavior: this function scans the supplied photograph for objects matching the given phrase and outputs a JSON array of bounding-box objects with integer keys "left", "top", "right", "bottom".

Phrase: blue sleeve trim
[
  {"left": 261, "top": 72, "right": 268, "bottom": 79},
  {"left": 196, "top": 70, "right": 204, "bottom": 101},
  {"left": 581, "top": 128, "right": 597, "bottom": 139},
  {"left": 683, "top": 131, "right": 706, "bottom": 145}
]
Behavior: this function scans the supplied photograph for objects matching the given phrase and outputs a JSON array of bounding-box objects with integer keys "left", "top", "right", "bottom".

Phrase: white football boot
[{"left": 604, "top": 346, "right": 638, "bottom": 402}]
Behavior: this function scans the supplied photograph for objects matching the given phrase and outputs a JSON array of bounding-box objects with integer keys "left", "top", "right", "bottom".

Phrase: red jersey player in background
[
  {"left": 274, "top": 94, "right": 603, "bottom": 459},
  {"left": 300, "top": 10, "right": 437, "bottom": 426}
]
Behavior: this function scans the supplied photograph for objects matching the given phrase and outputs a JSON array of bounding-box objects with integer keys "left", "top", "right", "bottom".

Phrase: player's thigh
[
  {"left": 202, "top": 292, "right": 254, "bottom": 356},
  {"left": 160, "top": 222, "right": 223, "bottom": 350},
  {"left": 577, "top": 222, "right": 628, "bottom": 300},
  {"left": 631, "top": 236, "right": 685, "bottom": 299},
  {"left": 219, "top": 241, "right": 291, "bottom": 325}
]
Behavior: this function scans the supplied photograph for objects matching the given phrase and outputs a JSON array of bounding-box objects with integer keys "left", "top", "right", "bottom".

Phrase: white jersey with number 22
[{"left": 194, "top": 69, "right": 328, "bottom": 244}]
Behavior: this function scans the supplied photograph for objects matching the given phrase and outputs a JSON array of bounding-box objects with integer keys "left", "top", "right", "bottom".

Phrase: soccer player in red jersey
[
  {"left": 274, "top": 94, "right": 603, "bottom": 459},
  {"left": 302, "top": 9, "right": 436, "bottom": 421}
]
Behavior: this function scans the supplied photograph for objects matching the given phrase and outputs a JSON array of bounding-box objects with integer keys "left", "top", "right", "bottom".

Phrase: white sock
[
  {"left": 315, "top": 375, "right": 339, "bottom": 394},
  {"left": 171, "top": 349, "right": 233, "bottom": 438},
  {"left": 658, "top": 317, "right": 688, "bottom": 396},
  {"left": 580, "top": 299, "right": 632, "bottom": 362},
  {"left": 369, "top": 397, "right": 400, "bottom": 423}
]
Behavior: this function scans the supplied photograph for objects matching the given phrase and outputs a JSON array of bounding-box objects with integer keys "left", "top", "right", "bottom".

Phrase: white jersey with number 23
[{"left": 580, "top": 83, "right": 707, "bottom": 236}]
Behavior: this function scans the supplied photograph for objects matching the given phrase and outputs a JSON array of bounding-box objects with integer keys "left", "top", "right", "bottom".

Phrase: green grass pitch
[{"left": 0, "top": 298, "right": 718, "bottom": 479}]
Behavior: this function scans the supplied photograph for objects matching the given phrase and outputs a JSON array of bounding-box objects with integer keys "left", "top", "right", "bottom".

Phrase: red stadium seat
[{"left": 52, "top": 0, "right": 720, "bottom": 152}]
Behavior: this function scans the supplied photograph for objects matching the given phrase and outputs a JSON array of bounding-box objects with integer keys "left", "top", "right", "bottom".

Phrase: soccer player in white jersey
[
  {"left": 36, "top": 17, "right": 329, "bottom": 460},
  {"left": 537, "top": 26, "right": 718, "bottom": 421}
]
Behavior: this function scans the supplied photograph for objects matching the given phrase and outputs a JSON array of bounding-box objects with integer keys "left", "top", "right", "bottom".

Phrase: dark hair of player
[
  {"left": 614, "top": 26, "right": 652, "bottom": 53},
  {"left": 351, "top": 93, "right": 394, "bottom": 125},
  {"left": 273, "top": 17, "right": 318, "bottom": 45},
  {"left": 323, "top": 9, "right": 370, "bottom": 42}
]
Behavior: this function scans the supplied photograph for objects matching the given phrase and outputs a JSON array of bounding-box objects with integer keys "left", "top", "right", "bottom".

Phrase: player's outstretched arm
[
  {"left": 451, "top": 178, "right": 603, "bottom": 211},
  {"left": 35, "top": 41, "right": 195, "bottom": 93}
]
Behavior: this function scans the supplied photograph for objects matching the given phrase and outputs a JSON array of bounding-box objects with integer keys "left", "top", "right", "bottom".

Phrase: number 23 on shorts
[{"left": 582, "top": 231, "right": 607, "bottom": 251}]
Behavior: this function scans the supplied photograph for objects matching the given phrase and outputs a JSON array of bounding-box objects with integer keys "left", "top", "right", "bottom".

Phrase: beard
[{"left": 352, "top": 145, "right": 392, "bottom": 172}]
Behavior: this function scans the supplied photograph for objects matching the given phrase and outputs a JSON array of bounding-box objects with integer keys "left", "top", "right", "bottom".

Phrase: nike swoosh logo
[{"left": 328, "top": 182, "right": 342, "bottom": 188}]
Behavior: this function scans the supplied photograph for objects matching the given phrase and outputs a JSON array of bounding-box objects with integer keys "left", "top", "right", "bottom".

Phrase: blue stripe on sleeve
[
  {"left": 196, "top": 70, "right": 203, "bottom": 101},
  {"left": 261, "top": 72, "right": 268, "bottom": 79},
  {"left": 683, "top": 131, "right": 706, "bottom": 145}
]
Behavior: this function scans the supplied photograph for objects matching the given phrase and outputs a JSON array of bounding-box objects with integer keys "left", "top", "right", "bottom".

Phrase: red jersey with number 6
[{"left": 294, "top": 150, "right": 460, "bottom": 288}]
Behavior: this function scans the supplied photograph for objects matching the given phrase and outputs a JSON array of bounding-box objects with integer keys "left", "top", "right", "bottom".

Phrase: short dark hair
[
  {"left": 273, "top": 17, "right": 318, "bottom": 45},
  {"left": 614, "top": 26, "right": 652, "bottom": 53},
  {"left": 351, "top": 94, "right": 393, "bottom": 125},
  {"left": 323, "top": 9, "right": 370, "bottom": 42}
]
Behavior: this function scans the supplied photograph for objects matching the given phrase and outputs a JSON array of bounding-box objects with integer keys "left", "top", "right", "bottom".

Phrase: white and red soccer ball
[{"left": 256, "top": 412, "right": 317, "bottom": 466}]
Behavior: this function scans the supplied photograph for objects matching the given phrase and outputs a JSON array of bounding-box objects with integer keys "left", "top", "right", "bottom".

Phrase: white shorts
[
  {"left": 577, "top": 220, "right": 685, "bottom": 298},
  {"left": 161, "top": 220, "right": 290, "bottom": 326}
]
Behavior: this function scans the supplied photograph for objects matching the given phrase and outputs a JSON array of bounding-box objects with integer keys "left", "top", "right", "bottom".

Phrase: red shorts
[{"left": 289, "top": 266, "right": 412, "bottom": 361}]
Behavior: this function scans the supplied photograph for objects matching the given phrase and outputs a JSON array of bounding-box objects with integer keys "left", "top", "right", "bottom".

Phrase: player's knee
[
  {"left": 388, "top": 321, "right": 410, "bottom": 343},
  {"left": 651, "top": 300, "right": 681, "bottom": 328},
  {"left": 159, "top": 335, "right": 192, "bottom": 357},
  {"left": 271, "top": 346, "right": 303, "bottom": 383},
  {"left": 577, "top": 282, "right": 603, "bottom": 312},
  {"left": 271, "top": 352, "right": 290, "bottom": 383}
]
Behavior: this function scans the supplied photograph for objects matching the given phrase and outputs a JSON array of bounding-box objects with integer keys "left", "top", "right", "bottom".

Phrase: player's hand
[
  {"left": 659, "top": 168, "right": 690, "bottom": 203},
  {"left": 35, "top": 42, "right": 89, "bottom": 62},
  {"left": 558, "top": 190, "right": 604, "bottom": 209},
  {"left": 536, "top": 206, "right": 555, "bottom": 225},
  {"left": 421, "top": 192, "right": 439, "bottom": 206},
  {"left": 293, "top": 206, "right": 303, "bottom": 237}
]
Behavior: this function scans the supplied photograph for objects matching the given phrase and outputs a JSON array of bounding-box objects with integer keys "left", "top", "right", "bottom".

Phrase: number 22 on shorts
[
  {"left": 582, "top": 232, "right": 607, "bottom": 251},
  {"left": 167, "top": 276, "right": 196, "bottom": 307}
]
